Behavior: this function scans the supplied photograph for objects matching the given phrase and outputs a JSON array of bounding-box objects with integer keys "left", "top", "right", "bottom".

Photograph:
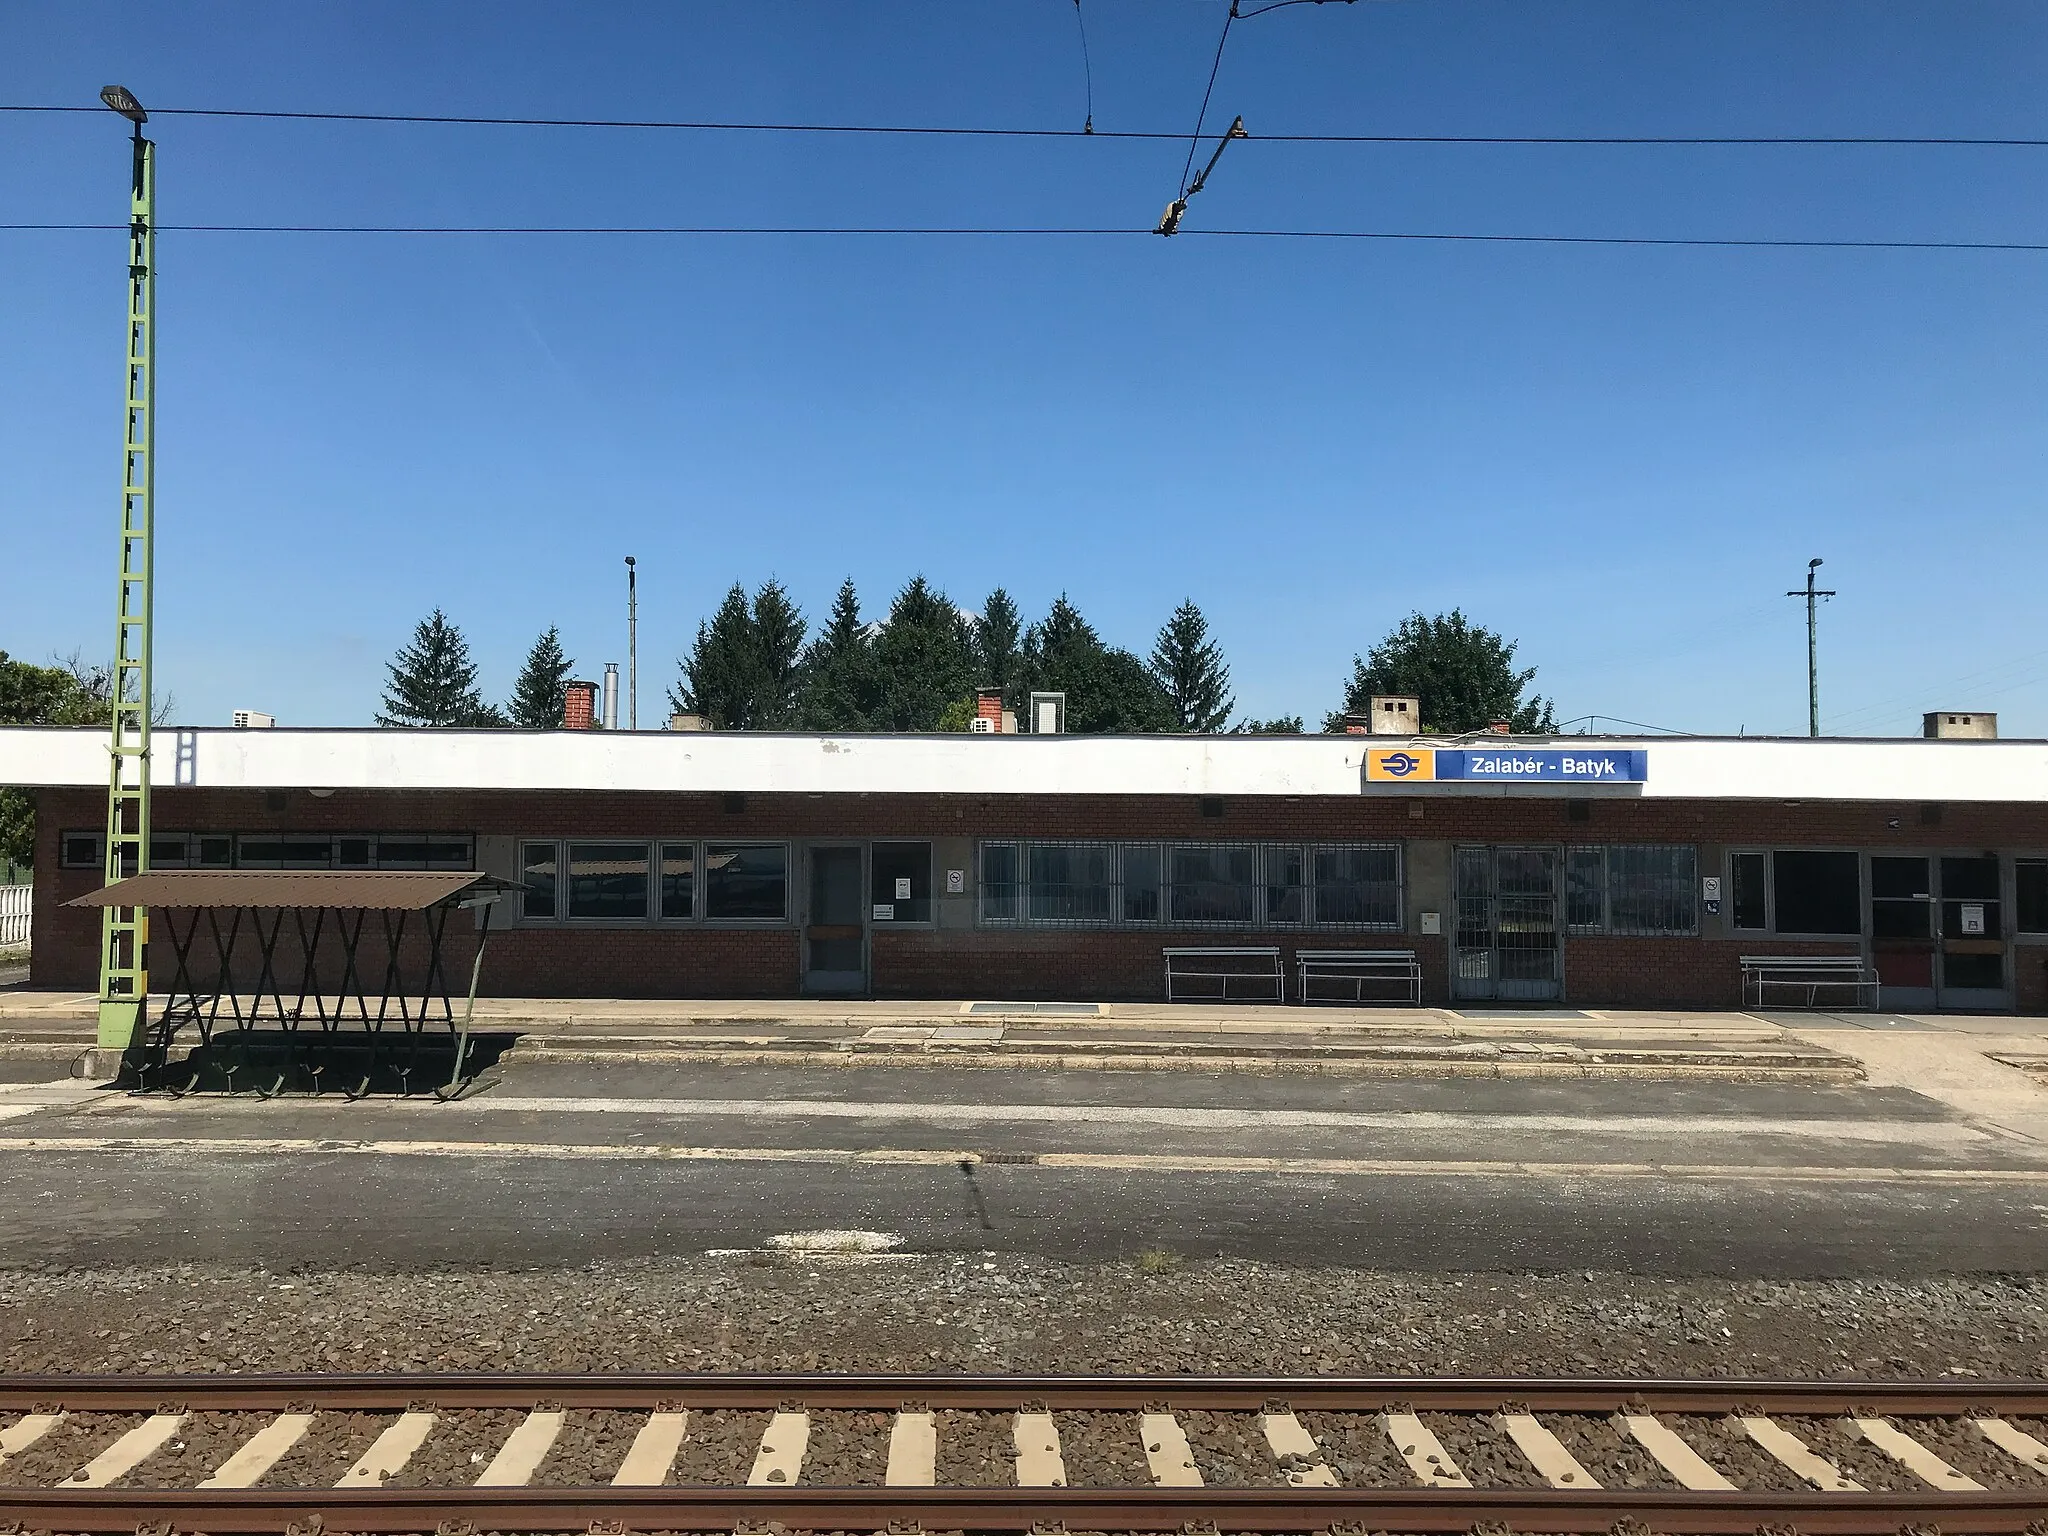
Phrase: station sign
[{"left": 1364, "top": 747, "right": 1649, "bottom": 785}]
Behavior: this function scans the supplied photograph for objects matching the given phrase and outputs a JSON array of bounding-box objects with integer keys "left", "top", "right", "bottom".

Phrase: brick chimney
[{"left": 563, "top": 679, "right": 598, "bottom": 730}]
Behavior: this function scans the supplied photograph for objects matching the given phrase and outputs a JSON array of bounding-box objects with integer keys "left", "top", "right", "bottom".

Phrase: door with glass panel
[
  {"left": 1453, "top": 846, "right": 1562, "bottom": 1002},
  {"left": 1870, "top": 855, "right": 1936, "bottom": 1010},
  {"left": 803, "top": 844, "right": 867, "bottom": 994},
  {"left": 1937, "top": 854, "right": 2007, "bottom": 1009}
]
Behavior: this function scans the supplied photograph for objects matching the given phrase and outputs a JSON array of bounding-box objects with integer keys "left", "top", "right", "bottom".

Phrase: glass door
[
  {"left": 803, "top": 844, "right": 867, "bottom": 994},
  {"left": 1870, "top": 855, "right": 1935, "bottom": 1010},
  {"left": 1938, "top": 854, "right": 2008, "bottom": 1009}
]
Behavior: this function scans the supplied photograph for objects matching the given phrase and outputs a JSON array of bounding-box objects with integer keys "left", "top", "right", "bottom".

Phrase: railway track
[{"left": 1, "top": 1373, "right": 2044, "bottom": 1533}]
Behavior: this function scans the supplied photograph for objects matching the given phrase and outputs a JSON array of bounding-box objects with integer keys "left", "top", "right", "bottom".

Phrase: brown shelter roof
[{"left": 65, "top": 870, "right": 517, "bottom": 911}]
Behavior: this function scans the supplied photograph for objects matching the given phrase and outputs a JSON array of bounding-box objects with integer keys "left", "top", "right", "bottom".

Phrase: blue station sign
[{"left": 1365, "top": 747, "right": 1649, "bottom": 785}]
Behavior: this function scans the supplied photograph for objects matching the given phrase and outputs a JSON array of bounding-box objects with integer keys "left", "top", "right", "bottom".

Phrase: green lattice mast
[{"left": 96, "top": 86, "right": 155, "bottom": 1051}]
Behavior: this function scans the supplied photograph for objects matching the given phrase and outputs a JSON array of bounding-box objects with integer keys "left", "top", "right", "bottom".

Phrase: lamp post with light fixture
[
  {"left": 625, "top": 556, "right": 637, "bottom": 731},
  {"left": 94, "top": 84, "right": 158, "bottom": 1052}
]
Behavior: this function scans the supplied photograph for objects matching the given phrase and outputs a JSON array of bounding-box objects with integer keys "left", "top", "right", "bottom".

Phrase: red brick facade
[{"left": 30, "top": 785, "right": 2048, "bottom": 1008}]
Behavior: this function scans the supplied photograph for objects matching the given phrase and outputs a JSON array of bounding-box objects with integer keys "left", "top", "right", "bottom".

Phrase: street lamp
[
  {"left": 624, "top": 556, "right": 638, "bottom": 732},
  {"left": 94, "top": 85, "right": 157, "bottom": 1053},
  {"left": 1786, "top": 557, "right": 1836, "bottom": 739}
]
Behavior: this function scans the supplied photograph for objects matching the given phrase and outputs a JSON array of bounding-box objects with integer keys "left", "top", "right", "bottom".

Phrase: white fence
[{"left": 0, "top": 885, "right": 29, "bottom": 948}]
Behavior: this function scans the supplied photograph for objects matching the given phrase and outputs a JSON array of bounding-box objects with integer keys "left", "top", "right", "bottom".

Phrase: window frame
[
  {"left": 562, "top": 839, "right": 656, "bottom": 923},
  {"left": 702, "top": 840, "right": 793, "bottom": 924},
  {"left": 1564, "top": 844, "right": 1699, "bottom": 937},
  {"left": 870, "top": 840, "right": 937, "bottom": 928},
  {"left": 974, "top": 839, "right": 1402, "bottom": 933}
]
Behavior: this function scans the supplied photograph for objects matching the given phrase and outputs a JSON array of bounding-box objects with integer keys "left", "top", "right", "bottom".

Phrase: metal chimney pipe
[{"left": 602, "top": 663, "right": 619, "bottom": 731}]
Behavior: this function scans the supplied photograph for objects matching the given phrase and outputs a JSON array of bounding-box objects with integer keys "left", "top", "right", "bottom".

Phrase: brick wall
[{"left": 30, "top": 785, "right": 2048, "bottom": 1006}]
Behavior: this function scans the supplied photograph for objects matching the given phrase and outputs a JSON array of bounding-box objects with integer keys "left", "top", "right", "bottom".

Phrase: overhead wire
[
  {"left": 6, "top": 102, "right": 2048, "bottom": 148},
  {"left": 1179, "top": 4, "right": 1237, "bottom": 195},
  {"left": 1072, "top": 0, "right": 1095, "bottom": 134},
  {"left": 5, "top": 222, "right": 2046, "bottom": 250}
]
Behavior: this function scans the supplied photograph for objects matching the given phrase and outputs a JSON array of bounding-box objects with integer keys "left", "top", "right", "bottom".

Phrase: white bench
[
  {"left": 1740, "top": 953, "right": 1880, "bottom": 1011},
  {"left": 1295, "top": 949, "right": 1422, "bottom": 1006},
  {"left": 1163, "top": 946, "right": 1284, "bottom": 1003}
]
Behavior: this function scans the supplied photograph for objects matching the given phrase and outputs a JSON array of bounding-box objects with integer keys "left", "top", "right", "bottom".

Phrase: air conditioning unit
[{"left": 233, "top": 710, "right": 275, "bottom": 729}]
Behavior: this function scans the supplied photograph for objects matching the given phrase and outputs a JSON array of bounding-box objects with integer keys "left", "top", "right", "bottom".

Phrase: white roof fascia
[{"left": 1, "top": 727, "right": 2045, "bottom": 804}]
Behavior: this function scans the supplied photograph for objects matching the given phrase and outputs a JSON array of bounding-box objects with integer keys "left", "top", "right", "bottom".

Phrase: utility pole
[
  {"left": 95, "top": 85, "right": 155, "bottom": 1051},
  {"left": 625, "top": 555, "right": 638, "bottom": 731},
  {"left": 1786, "top": 557, "right": 1835, "bottom": 738}
]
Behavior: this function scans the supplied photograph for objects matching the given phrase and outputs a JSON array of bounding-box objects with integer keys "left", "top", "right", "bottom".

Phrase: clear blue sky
[{"left": 5, "top": 1, "right": 2048, "bottom": 736}]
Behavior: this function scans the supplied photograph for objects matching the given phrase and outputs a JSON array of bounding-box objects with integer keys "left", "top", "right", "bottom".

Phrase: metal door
[
  {"left": 803, "top": 844, "right": 867, "bottom": 994},
  {"left": 1453, "top": 846, "right": 1563, "bottom": 1002}
]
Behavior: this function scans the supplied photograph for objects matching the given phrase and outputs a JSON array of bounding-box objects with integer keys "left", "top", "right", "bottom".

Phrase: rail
[
  {"left": 0, "top": 1372, "right": 2044, "bottom": 1534},
  {"left": 0, "top": 882, "right": 28, "bottom": 947}
]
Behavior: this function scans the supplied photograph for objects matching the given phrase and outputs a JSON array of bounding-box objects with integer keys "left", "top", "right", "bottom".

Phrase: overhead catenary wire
[
  {"left": 7, "top": 222, "right": 2048, "bottom": 251},
  {"left": 12, "top": 101, "right": 2048, "bottom": 148},
  {"left": 1072, "top": 0, "right": 1095, "bottom": 134}
]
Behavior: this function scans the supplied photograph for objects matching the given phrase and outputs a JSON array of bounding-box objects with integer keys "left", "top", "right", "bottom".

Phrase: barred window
[
  {"left": 1029, "top": 842, "right": 1113, "bottom": 924},
  {"left": 980, "top": 842, "right": 1023, "bottom": 921},
  {"left": 1565, "top": 844, "right": 1698, "bottom": 935},
  {"left": 977, "top": 840, "right": 1401, "bottom": 932},
  {"left": 1169, "top": 843, "right": 1256, "bottom": 926},
  {"left": 1313, "top": 844, "right": 1401, "bottom": 928}
]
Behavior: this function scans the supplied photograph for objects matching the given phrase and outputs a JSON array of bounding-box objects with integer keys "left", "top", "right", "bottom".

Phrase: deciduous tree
[{"left": 1327, "top": 610, "right": 1554, "bottom": 734}]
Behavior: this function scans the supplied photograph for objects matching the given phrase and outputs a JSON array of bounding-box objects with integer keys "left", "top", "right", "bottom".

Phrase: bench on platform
[
  {"left": 1740, "top": 952, "right": 1880, "bottom": 1011},
  {"left": 1163, "top": 946, "right": 1284, "bottom": 1003},
  {"left": 1294, "top": 948, "right": 1423, "bottom": 1006}
]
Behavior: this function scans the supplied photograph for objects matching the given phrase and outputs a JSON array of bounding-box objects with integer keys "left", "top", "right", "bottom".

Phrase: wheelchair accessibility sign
[{"left": 1366, "top": 747, "right": 1648, "bottom": 784}]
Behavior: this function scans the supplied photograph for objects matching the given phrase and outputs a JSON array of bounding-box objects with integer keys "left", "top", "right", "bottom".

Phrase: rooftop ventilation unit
[
  {"left": 1028, "top": 691, "right": 1065, "bottom": 735},
  {"left": 1924, "top": 711, "right": 1996, "bottom": 739},
  {"left": 232, "top": 710, "right": 274, "bottom": 729}
]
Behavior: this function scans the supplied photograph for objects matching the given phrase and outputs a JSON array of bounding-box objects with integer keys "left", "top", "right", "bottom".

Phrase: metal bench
[
  {"left": 1294, "top": 948, "right": 1423, "bottom": 1006},
  {"left": 1740, "top": 952, "right": 1880, "bottom": 1011},
  {"left": 1163, "top": 946, "right": 1284, "bottom": 1003}
]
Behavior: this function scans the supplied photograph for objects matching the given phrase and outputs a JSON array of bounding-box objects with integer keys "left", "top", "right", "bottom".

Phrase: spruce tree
[
  {"left": 797, "top": 579, "right": 881, "bottom": 729},
  {"left": 749, "top": 580, "right": 808, "bottom": 728},
  {"left": 1149, "top": 599, "right": 1234, "bottom": 733},
  {"left": 973, "top": 588, "right": 1022, "bottom": 694},
  {"left": 1015, "top": 595, "right": 1173, "bottom": 734},
  {"left": 377, "top": 609, "right": 495, "bottom": 727},
  {"left": 670, "top": 581, "right": 807, "bottom": 729},
  {"left": 506, "top": 625, "right": 574, "bottom": 729},
  {"left": 871, "top": 576, "right": 975, "bottom": 731}
]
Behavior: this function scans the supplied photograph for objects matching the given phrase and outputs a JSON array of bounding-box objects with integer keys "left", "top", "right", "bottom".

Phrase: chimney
[
  {"left": 667, "top": 712, "right": 710, "bottom": 732},
  {"left": 563, "top": 680, "right": 598, "bottom": 730},
  {"left": 602, "top": 663, "right": 620, "bottom": 730},
  {"left": 1486, "top": 720, "right": 1513, "bottom": 734},
  {"left": 1367, "top": 695, "right": 1420, "bottom": 735},
  {"left": 972, "top": 688, "right": 1007, "bottom": 734},
  {"left": 1923, "top": 710, "right": 1997, "bottom": 740}
]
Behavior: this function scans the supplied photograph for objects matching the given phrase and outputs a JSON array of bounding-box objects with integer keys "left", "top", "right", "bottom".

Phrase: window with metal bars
[
  {"left": 1564, "top": 844, "right": 1698, "bottom": 935},
  {"left": 977, "top": 840, "right": 1400, "bottom": 931}
]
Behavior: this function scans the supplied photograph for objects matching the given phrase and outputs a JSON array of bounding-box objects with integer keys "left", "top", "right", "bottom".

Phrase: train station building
[{"left": 6, "top": 723, "right": 2048, "bottom": 1012}]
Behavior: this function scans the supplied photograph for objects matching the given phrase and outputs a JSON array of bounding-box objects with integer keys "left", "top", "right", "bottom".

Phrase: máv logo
[{"left": 1380, "top": 751, "right": 1422, "bottom": 777}]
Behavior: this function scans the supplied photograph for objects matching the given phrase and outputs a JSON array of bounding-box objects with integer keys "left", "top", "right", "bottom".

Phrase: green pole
[{"left": 96, "top": 99, "right": 156, "bottom": 1051}]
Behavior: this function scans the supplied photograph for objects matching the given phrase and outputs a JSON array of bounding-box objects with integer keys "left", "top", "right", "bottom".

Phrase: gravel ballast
[{"left": 0, "top": 1258, "right": 2041, "bottom": 1380}]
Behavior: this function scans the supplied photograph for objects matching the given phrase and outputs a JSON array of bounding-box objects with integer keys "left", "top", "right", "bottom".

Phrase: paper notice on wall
[
  {"left": 945, "top": 869, "right": 965, "bottom": 894},
  {"left": 873, "top": 904, "right": 895, "bottom": 921},
  {"left": 895, "top": 877, "right": 912, "bottom": 900},
  {"left": 1961, "top": 903, "right": 1986, "bottom": 935}
]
